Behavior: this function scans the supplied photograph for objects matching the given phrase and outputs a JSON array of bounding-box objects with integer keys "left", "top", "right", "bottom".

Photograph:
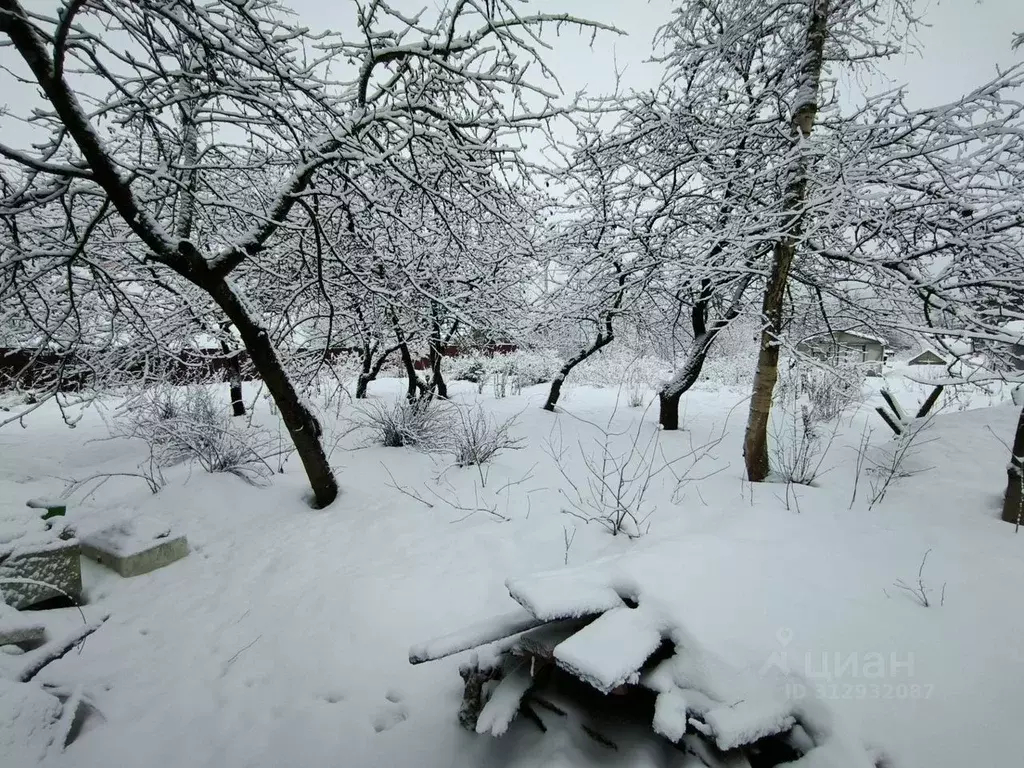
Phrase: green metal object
[{"left": 25, "top": 498, "right": 67, "bottom": 520}]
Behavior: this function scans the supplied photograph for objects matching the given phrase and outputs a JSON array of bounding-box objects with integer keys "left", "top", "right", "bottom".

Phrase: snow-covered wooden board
[
  {"left": 506, "top": 571, "right": 626, "bottom": 622},
  {"left": 512, "top": 618, "right": 589, "bottom": 661},
  {"left": 409, "top": 609, "right": 543, "bottom": 665},
  {"left": 552, "top": 606, "right": 664, "bottom": 694}
]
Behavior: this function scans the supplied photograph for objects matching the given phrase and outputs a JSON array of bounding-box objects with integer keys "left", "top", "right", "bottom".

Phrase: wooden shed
[
  {"left": 907, "top": 349, "right": 947, "bottom": 366},
  {"left": 795, "top": 330, "right": 887, "bottom": 375}
]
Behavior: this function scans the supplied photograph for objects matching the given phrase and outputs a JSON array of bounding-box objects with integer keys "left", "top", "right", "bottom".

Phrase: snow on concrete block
[
  {"left": 80, "top": 519, "right": 188, "bottom": 577},
  {"left": 0, "top": 603, "right": 45, "bottom": 645},
  {"left": 0, "top": 539, "right": 82, "bottom": 609}
]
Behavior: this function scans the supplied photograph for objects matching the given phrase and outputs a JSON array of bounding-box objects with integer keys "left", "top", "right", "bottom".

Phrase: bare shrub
[
  {"left": 772, "top": 405, "right": 838, "bottom": 487},
  {"left": 890, "top": 549, "right": 946, "bottom": 608},
  {"left": 118, "top": 385, "right": 277, "bottom": 485},
  {"left": 867, "top": 415, "right": 936, "bottom": 509},
  {"left": 771, "top": 367, "right": 843, "bottom": 486},
  {"left": 358, "top": 396, "right": 449, "bottom": 449},
  {"left": 545, "top": 404, "right": 721, "bottom": 538},
  {"left": 808, "top": 364, "right": 864, "bottom": 421},
  {"left": 492, "top": 365, "right": 513, "bottom": 399},
  {"left": 451, "top": 406, "right": 523, "bottom": 467}
]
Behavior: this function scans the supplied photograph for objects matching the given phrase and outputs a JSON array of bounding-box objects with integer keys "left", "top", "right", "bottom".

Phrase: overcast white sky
[
  {"left": 1, "top": 0, "right": 1021, "bottom": 147},
  {"left": 280, "top": 0, "right": 1023, "bottom": 105}
]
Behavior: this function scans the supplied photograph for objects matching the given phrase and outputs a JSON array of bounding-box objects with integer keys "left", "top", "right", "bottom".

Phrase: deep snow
[{"left": 1, "top": 373, "right": 1022, "bottom": 768}]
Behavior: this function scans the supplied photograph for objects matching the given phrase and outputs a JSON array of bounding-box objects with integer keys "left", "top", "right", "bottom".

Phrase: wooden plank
[{"left": 409, "top": 609, "right": 544, "bottom": 665}]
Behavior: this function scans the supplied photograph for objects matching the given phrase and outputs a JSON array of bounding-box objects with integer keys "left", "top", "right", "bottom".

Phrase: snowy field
[{"left": 2, "top": 374, "right": 1023, "bottom": 768}]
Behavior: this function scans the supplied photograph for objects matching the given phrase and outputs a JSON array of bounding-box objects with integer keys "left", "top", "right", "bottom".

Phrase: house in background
[
  {"left": 907, "top": 348, "right": 947, "bottom": 366},
  {"left": 795, "top": 330, "right": 887, "bottom": 376}
]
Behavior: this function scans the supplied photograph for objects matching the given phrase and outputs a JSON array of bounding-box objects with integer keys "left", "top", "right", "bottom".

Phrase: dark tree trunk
[
  {"left": 1001, "top": 403, "right": 1024, "bottom": 525},
  {"left": 743, "top": 0, "right": 829, "bottom": 482},
  {"left": 544, "top": 262, "right": 625, "bottom": 413},
  {"left": 658, "top": 274, "right": 754, "bottom": 430},
  {"left": 543, "top": 332, "right": 614, "bottom": 412},
  {"left": 207, "top": 280, "right": 337, "bottom": 507},
  {"left": 355, "top": 340, "right": 400, "bottom": 400},
  {"left": 356, "top": 341, "right": 374, "bottom": 400},
  {"left": 219, "top": 336, "right": 246, "bottom": 416},
  {"left": 658, "top": 280, "right": 711, "bottom": 431},
  {"left": 397, "top": 339, "right": 424, "bottom": 401},
  {"left": 659, "top": 390, "right": 682, "bottom": 431},
  {"left": 355, "top": 374, "right": 370, "bottom": 400},
  {"left": 431, "top": 356, "right": 448, "bottom": 399}
]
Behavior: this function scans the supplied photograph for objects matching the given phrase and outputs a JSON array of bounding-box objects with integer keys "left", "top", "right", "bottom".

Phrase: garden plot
[{"left": 0, "top": 377, "right": 1021, "bottom": 768}]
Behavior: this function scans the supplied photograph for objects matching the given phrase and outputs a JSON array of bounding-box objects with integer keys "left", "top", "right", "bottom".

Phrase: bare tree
[{"left": 0, "top": 0, "right": 614, "bottom": 506}]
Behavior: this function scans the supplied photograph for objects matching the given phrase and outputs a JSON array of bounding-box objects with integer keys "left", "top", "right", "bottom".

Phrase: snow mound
[{"left": 0, "top": 678, "right": 62, "bottom": 764}]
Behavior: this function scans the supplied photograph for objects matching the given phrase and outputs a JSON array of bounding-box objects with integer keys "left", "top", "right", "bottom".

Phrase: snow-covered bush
[
  {"left": 358, "top": 396, "right": 449, "bottom": 448},
  {"left": 490, "top": 363, "right": 519, "bottom": 399},
  {"left": 500, "top": 349, "right": 563, "bottom": 387},
  {"left": 770, "top": 365, "right": 850, "bottom": 486},
  {"left": 121, "top": 386, "right": 276, "bottom": 484},
  {"left": 572, "top": 346, "right": 671, "bottom": 392},
  {"left": 794, "top": 363, "right": 865, "bottom": 423},
  {"left": 448, "top": 354, "right": 489, "bottom": 384},
  {"left": 451, "top": 406, "right": 522, "bottom": 467}
]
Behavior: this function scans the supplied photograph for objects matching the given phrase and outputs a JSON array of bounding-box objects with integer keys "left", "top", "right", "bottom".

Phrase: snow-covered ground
[{"left": 1, "top": 373, "right": 1022, "bottom": 768}]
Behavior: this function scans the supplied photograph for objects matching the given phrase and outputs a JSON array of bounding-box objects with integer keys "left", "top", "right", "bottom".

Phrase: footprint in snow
[
  {"left": 373, "top": 692, "right": 408, "bottom": 733},
  {"left": 317, "top": 689, "right": 346, "bottom": 704}
]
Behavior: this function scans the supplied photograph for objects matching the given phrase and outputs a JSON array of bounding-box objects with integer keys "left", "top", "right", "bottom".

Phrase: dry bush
[
  {"left": 119, "top": 385, "right": 277, "bottom": 484},
  {"left": 451, "top": 406, "right": 523, "bottom": 467},
  {"left": 358, "top": 396, "right": 450, "bottom": 449}
]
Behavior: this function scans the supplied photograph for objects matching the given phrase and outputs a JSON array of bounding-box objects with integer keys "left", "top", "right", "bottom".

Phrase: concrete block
[
  {"left": 0, "top": 539, "right": 82, "bottom": 609},
  {"left": 0, "top": 603, "right": 46, "bottom": 645},
  {"left": 80, "top": 520, "right": 188, "bottom": 577}
]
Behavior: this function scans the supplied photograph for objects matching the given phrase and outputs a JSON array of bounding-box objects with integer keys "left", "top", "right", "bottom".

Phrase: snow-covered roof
[
  {"left": 908, "top": 348, "right": 948, "bottom": 362},
  {"left": 801, "top": 329, "right": 887, "bottom": 345}
]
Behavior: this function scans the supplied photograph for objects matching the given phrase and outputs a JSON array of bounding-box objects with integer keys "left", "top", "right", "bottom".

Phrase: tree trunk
[
  {"left": 207, "top": 279, "right": 337, "bottom": 507},
  {"left": 228, "top": 371, "right": 245, "bottom": 417},
  {"left": 427, "top": 334, "right": 448, "bottom": 400},
  {"left": 218, "top": 336, "right": 246, "bottom": 416},
  {"left": 659, "top": 275, "right": 754, "bottom": 430},
  {"left": 355, "top": 340, "right": 399, "bottom": 400},
  {"left": 432, "top": 356, "right": 448, "bottom": 399},
  {"left": 356, "top": 341, "right": 374, "bottom": 400},
  {"left": 544, "top": 261, "right": 625, "bottom": 412},
  {"left": 742, "top": 0, "right": 830, "bottom": 482},
  {"left": 355, "top": 373, "right": 370, "bottom": 400},
  {"left": 397, "top": 340, "right": 424, "bottom": 401},
  {"left": 743, "top": 241, "right": 794, "bottom": 481},
  {"left": 1001, "top": 402, "right": 1024, "bottom": 525},
  {"left": 659, "top": 390, "right": 683, "bottom": 431},
  {"left": 543, "top": 333, "right": 614, "bottom": 412}
]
